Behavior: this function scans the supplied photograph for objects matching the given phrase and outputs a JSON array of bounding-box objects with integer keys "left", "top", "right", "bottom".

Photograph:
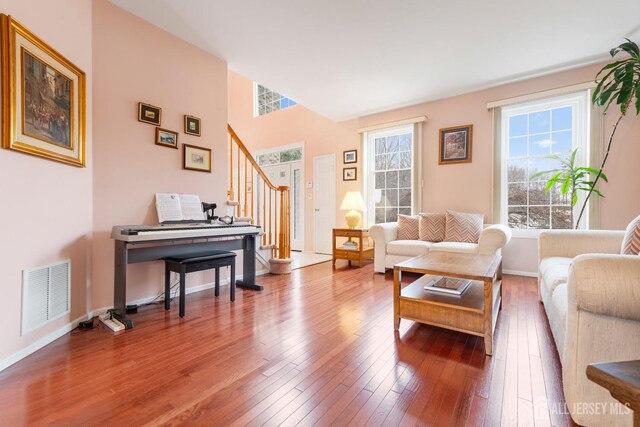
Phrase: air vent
[{"left": 22, "top": 260, "right": 70, "bottom": 335}]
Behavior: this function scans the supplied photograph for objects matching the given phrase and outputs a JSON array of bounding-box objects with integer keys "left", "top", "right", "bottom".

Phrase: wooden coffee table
[{"left": 393, "top": 251, "right": 503, "bottom": 355}]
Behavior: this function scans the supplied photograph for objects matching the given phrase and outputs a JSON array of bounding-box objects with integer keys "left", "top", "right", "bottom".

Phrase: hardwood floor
[{"left": 0, "top": 261, "right": 578, "bottom": 426}]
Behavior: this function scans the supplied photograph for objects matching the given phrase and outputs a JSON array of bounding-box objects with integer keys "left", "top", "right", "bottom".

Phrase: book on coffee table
[{"left": 423, "top": 275, "right": 471, "bottom": 296}]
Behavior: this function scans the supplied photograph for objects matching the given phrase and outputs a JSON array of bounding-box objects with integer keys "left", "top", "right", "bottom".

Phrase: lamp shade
[{"left": 340, "top": 191, "right": 366, "bottom": 211}]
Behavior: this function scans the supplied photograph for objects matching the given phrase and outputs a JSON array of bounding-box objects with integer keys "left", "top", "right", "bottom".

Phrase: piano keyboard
[{"left": 111, "top": 223, "right": 261, "bottom": 242}]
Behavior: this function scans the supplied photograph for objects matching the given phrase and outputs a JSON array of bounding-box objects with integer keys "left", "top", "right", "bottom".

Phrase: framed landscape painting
[
  {"left": 183, "top": 143, "right": 211, "bottom": 172},
  {"left": 439, "top": 124, "right": 473, "bottom": 165},
  {"left": 1, "top": 15, "right": 86, "bottom": 167},
  {"left": 343, "top": 149, "right": 357, "bottom": 164},
  {"left": 155, "top": 128, "right": 178, "bottom": 149}
]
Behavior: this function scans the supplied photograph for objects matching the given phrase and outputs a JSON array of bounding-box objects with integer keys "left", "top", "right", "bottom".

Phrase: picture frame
[
  {"left": 439, "top": 124, "right": 473, "bottom": 165},
  {"left": 138, "top": 102, "right": 161, "bottom": 126},
  {"left": 343, "top": 149, "right": 357, "bottom": 164},
  {"left": 184, "top": 115, "right": 201, "bottom": 136},
  {"left": 155, "top": 128, "right": 178, "bottom": 149},
  {"left": 343, "top": 167, "right": 357, "bottom": 181},
  {"left": 183, "top": 143, "right": 211, "bottom": 172},
  {"left": 1, "top": 15, "right": 86, "bottom": 167}
]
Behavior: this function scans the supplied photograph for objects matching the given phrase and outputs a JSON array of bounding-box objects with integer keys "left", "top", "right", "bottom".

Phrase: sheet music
[
  {"left": 155, "top": 193, "right": 183, "bottom": 223},
  {"left": 179, "top": 194, "right": 205, "bottom": 221},
  {"left": 155, "top": 193, "right": 206, "bottom": 222}
]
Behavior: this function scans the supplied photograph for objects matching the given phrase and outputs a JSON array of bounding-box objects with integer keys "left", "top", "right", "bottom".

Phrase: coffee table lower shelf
[{"left": 395, "top": 274, "right": 502, "bottom": 355}]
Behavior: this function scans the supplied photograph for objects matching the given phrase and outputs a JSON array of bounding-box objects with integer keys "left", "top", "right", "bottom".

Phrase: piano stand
[
  {"left": 235, "top": 280, "right": 263, "bottom": 291},
  {"left": 112, "top": 233, "right": 261, "bottom": 329}
]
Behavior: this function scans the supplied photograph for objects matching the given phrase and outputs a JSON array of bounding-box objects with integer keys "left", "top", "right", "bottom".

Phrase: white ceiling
[{"left": 109, "top": 0, "right": 640, "bottom": 121}]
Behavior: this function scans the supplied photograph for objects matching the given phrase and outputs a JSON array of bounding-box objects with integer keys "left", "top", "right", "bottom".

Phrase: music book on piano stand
[{"left": 155, "top": 193, "right": 205, "bottom": 223}]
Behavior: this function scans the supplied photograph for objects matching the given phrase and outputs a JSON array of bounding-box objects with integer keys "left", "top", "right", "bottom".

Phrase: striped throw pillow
[
  {"left": 419, "top": 213, "right": 446, "bottom": 242},
  {"left": 444, "top": 211, "right": 484, "bottom": 243},
  {"left": 621, "top": 214, "right": 640, "bottom": 255},
  {"left": 397, "top": 214, "right": 419, "bottom": 240}
]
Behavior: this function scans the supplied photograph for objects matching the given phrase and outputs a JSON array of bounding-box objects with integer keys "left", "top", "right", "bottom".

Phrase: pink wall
[
  {"left": 229, "top": 64, "right": 640, "bottom": 273},
  {"left": 0, "top": 1, "right": 93, "bottom": 364},
  {"left": 356, "top": 63, "right": 640, "bottom": 273},
  {"left": 228, "top": 71, "right": 360, "bottom": 252},
  {"left": 92, "top": 0, "right": 228, "bottom": 308}
]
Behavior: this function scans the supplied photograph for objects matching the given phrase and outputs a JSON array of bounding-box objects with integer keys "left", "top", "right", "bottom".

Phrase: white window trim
[
  {"left": 499, "top": 91, "right": 590, "bottom": 238},
  {"left": 363, "top": 123, "right": 421, "bottom": 226}
]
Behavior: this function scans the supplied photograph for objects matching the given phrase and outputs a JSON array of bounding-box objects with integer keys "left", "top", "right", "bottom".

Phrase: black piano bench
[{"left": 163, "top": 250, "right": 236, "bottom": 317}]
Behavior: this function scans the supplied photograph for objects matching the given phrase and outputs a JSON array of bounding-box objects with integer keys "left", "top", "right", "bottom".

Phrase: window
[
  {"left": 500, "top": 91, "right": 590, "bottom": 233},
  {"left": 257, "top": 147, "right": 302, "bottom": 167},
  {"left": 254, "top": 83, "right": 297, "bottom": 116},
  {"left": 364, "top": 124, "right": 421, "bottom": 224}
]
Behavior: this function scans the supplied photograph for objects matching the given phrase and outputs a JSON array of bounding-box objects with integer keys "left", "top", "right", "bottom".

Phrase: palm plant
[
  {"left": 531, "top": 148, "right": 607, "bottom": 228},
  {"left": 574, "top": 39, "right": 640, "bottom": 225}
]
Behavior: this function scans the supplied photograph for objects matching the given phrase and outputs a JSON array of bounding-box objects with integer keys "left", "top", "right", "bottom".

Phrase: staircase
[{"left": 227, "top": 125, "right": 291, "bottom": 272}]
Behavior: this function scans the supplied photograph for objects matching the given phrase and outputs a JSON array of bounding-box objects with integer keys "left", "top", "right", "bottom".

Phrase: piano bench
[{"left": 163, "top": 250, "right": 236, "bottom": 317}]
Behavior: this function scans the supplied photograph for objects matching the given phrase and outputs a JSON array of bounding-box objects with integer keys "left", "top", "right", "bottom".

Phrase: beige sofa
[
  {"left": 539, "top": 230, "right": 640, "bottom": 427},
  {"left": 369, "top": 222, "right": 512, "bottom": 273}
]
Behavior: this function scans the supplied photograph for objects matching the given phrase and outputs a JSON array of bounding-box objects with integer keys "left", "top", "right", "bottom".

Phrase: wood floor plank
[{"left": 0, "top": 266, "right": 577, "bottom": 427}]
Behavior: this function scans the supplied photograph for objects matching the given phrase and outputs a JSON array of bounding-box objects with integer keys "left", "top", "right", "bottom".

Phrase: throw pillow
[
  {"left": 444, "top": 211, "right": 484, "bottom": 243},
  {"left": 397, "top": 214, "right": 420, "bottom": 240},
  {"left": 419, "top": 213, "right": 446, "bottom": 242},
  {"left": 621, "top": 214, "right": 640, "bottom": 255}
]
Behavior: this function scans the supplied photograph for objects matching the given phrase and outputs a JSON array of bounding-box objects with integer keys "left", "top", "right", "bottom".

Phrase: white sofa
[
  {"left": 369, "top": 222, "right": 512, "bottom": 273},
  {"left": 539, "top": 230, "right": 640, "bottom": 427}
]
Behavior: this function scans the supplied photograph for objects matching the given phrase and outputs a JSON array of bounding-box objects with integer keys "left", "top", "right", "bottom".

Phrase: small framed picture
[
  {"left": 184, "top": 115, "right": 201, "bottom": 136},
  {"left": 155, "top": 128, "right": 178, "bottom": 149},
  {"left": 343, "top": 167, "right": 357, "bottom": 181},
  {"left": 439, "top": 124, "right": 473, "bottom": 165},
  {"left": 183, "top": 143, "right": 211, "bottom": 172},
  {"left": 138, "top": 102, "right": 162, "bottom": 126},
  {"left": 343, "top": 150, "right": 357, "bottom": 164}
]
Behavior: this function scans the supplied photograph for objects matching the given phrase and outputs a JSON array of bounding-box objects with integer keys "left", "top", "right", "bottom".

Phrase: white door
[
  {"left": 262, "top": 162, "right": 304, "bottom": 251},
  {"left": 313, "top": 155, "right": 336, "bottom": 254}
]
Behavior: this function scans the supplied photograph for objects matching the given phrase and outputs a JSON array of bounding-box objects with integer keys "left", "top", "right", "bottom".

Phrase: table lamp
[{"left": 340, "top": 191, "right": 366, "bottom": 229}]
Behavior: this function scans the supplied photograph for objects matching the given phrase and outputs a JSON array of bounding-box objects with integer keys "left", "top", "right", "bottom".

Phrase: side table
[
  {"left": 332, "top": 228, "right": 373, "bottom": 267},
  {"left": 587, "top": 360, "right": 640, "bottom": 426}
]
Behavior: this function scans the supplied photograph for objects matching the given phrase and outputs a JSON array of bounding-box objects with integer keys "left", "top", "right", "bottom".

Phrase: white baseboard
[
  {"left": 0, "top": 269, "right": 269, "bottom": 373},
  {"left": 503, "top": 269, "right": 538, "bottom": 278},
  {"left": 0, "top": 311, "right": 97, "bottom": 373}
]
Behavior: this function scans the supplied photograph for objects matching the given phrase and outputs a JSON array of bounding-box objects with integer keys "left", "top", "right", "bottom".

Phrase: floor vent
[{"left": 22, "top": 260, "right": 71, "bottom": 335}]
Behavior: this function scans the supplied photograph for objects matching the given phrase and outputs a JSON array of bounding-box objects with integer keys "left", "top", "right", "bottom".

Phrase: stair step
[{"left": 260, "top": 244, "right": 276, "bottom": 250}]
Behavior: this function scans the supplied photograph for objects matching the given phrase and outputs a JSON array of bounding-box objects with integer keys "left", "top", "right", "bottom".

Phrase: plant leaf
[
  {"left": 572, "top": 192, "right": 578, "bottom": 206},
  {"left": 561, "top": 174, "right": 571, "bottom": 195}
]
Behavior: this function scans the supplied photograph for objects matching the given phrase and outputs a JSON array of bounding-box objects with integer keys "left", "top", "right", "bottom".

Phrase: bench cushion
[{"left": 164, "top": 250, "right": 236, "bottom": 263}]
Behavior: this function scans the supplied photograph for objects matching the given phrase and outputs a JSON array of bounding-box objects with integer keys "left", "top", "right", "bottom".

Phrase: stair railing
[{"left": 227, "top": 124, "right": 290, "bottom": 259}]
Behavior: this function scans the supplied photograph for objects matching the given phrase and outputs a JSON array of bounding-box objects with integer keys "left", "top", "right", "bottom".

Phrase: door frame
[
  {"left": 253, "top": 142, "right": 305, "bottom": 252},
  {"left": 313, "top": 154, "right": 336, "bottom": 254}
]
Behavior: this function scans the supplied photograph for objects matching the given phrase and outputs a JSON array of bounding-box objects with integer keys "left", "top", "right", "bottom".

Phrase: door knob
[{"left": 315, "top": 209, "right": 320, "bottom": 212}]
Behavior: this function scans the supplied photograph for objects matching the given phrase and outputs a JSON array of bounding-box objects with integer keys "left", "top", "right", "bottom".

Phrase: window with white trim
[
  {"left": 254, "top": 83, "right": 297, "bottom": 116},
  {"left": 500, "top": 91, "right": 590, "bottom": 233},
  {"left": 364, "top": 124, "right": 421, "bottom": 224}
]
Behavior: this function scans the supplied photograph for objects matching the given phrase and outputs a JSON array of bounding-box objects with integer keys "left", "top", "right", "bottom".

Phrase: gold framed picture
[
  {"left": 183, "top": 143, "right": 211, "bottom": 172},
  {"left": 155, "top": 128, "right": 178, "bottom": 149},
  {"left": 439, "top": 124, "right": 473, "bottom": 165},
  {"left": 138, "top": 102, "right": 161, "bottom": 126},
  {"left": 1, "top": 15, "right": 86, "bottom": 167},
  {"left": 184, "top": 115, "right": 201, "bottom": 136}
]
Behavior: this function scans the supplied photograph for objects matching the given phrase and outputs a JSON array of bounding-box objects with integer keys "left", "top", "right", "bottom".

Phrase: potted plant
[{"left": 531, "top": 148, "right": 607, "bottom": 228}]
